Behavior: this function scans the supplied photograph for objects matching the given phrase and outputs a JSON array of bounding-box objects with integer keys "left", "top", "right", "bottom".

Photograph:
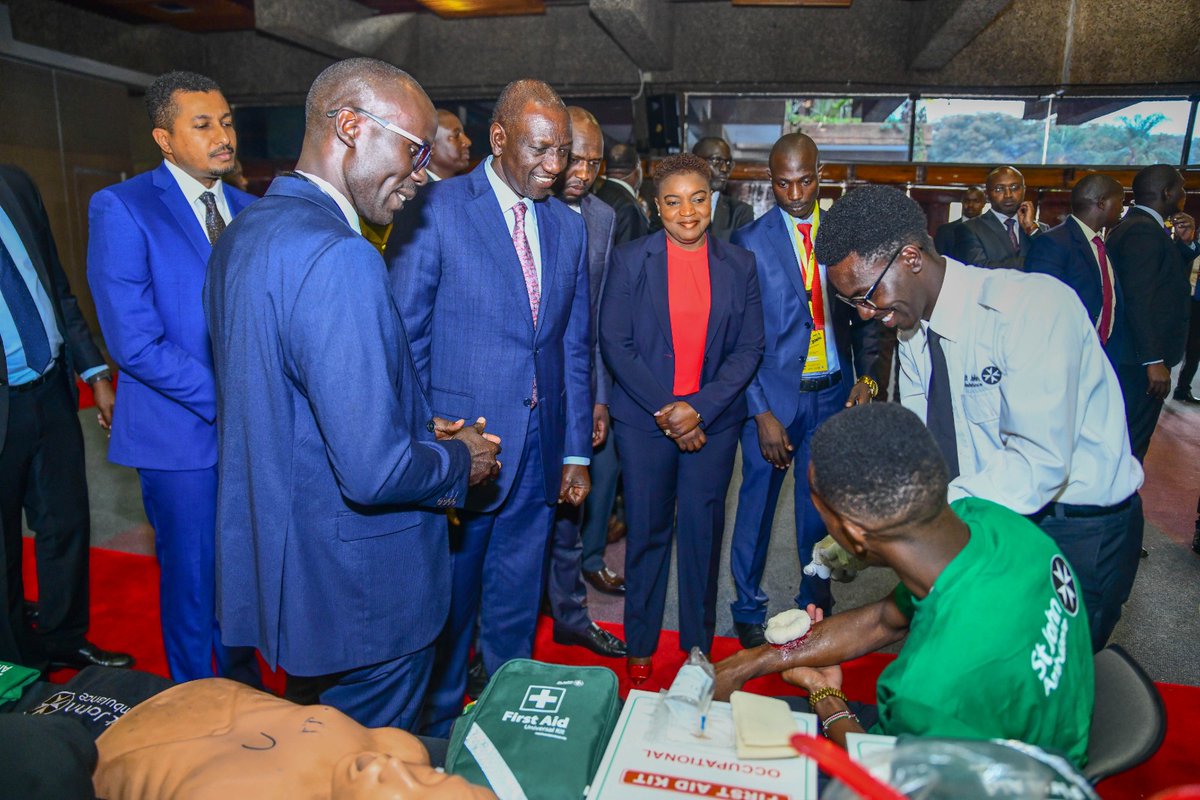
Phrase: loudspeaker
[{"left": 645, "top": 94, "right": 680, "bottom": 152}]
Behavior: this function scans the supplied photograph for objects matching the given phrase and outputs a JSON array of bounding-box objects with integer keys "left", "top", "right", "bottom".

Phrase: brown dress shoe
[
  {"left": 606, "top": 515, "right": 627, "bottom": 544},
  {"left": 583, "top": 566, "right": 626, "bottom": 595}
]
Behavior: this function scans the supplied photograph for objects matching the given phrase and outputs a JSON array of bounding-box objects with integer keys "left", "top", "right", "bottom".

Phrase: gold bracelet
[
  {"left": 856, "top": 375, "right": 879, "bottom": 399},
  {"left": 808, "top": 686, "right": 848, "bottom": 706}
]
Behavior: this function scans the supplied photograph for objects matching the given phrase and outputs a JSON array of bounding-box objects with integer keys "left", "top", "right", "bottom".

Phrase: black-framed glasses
[
  {"left": 835, "top": 245, "right": 905, "bottom": 312},
  {"left": 326, "top": 107, "right": 432, "bottom": 173}
]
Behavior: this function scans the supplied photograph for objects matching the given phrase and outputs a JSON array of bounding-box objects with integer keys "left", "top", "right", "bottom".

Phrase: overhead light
[
  {"left": 415, "top": 0, "right": 545, "bottom": 18},
  {"left": 731, "top": 0, "right": 854, "bottom": 6}
]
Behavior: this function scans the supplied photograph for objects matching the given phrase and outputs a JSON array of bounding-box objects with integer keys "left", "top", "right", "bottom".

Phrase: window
[{"left": 914, "top": 97, "right": 1046, "bottom": 164}]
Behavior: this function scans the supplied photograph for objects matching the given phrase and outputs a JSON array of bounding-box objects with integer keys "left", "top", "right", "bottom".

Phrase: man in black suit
[
  {"left": 933, "top": 185, "right": 985, "bottom": 259},
  {"left": 1026, "top": 174, "right": 1127, "bottom": 366},
  {"left": 1173, "top": 250, "right": 1200, "bottom": 405},
  {"left": 956, "top": 166, "right": 1047, "bottom": 269},
  {"left": 544, "top": 106, "right": 626, "bottom": 658},
  {"left": 0, "top": 165, "right": 133, "bottom": 671},
  {"left": 1106, "top": 164, "right": 1197, "bottom": 461},
  {"left": 594, "top": 143, "right": 649, "bottom": 245},
  {"left": 693, "top": 136, "right": 754, "bottom": 242}
]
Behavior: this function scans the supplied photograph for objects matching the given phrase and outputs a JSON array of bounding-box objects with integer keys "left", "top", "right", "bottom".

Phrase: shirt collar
[
  {"left": 163, "top": 159, "right": 224, "bottom": 208},
  {"left": 294, "top": 170, "right": 361, "bottom": 233},
  {"left": 990, "top": 208, "right": 1017, "bottom": 226},
  {"left": 1132, "top": 204, "right": 1165, "bottom": 227},
  {"left": 485, "top": 155, "right": 532, "bottom": 216},
  {"left": 567, "top": 202, "right": 582, "bottom": 214},
  {"left": 927, "top": 257, "right": 978, "bottom": 344},
  {"left": 1070, "top": 214, "right": 1101, "bottom": 243},
  {"left": 426, "top": 169, "right": 442, "bottom": 182},
  {"left": 778, "top": 206, "right": 814, "bottom": 229},
  {"left": 608, "top": 176, "right": 638, "bottom": 200}
]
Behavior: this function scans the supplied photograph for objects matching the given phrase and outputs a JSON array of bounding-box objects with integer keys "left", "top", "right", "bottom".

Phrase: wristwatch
[
  {"left": 856, "top": 375, "right": 878, "bottom": 399},
  {"left": 86, "top": 369, "right": 112, "bottom": 385}
]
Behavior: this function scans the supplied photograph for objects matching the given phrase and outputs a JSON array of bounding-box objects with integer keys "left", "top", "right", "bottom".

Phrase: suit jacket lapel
[
  {"left": 534, "top": 201, "right": 558, "bottom": 339},
  {"left": 0, "top": 176, "right": 53, "bottom": 292},
  {"left": 152, "top": 163, "right": 215, "bottom": 264},
  {"left": 703, "top": 237, "right": 728, "bottom": 357},
  {"left": 713, "top": 194, "right": 729, "bottom": 235},
  {"left": 765, "top": 210, "right": 809, "bottom": 305},
  {"left": 645, "top": 233, "right": 673, "bottom": 349},
  {"left": 466, "top": 165, "right": 534, "bottom": 335}
]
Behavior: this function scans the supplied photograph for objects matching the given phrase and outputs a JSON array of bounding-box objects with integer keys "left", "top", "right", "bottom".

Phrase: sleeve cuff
[
  {"left": 80, "top": 366, "right": 110, "bottom": 383},
  {"left": 563, "top": 457, "right": 591, "bottom": 466}
]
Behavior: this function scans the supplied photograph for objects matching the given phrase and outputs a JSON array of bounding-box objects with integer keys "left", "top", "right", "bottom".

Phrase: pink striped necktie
[
  {"left": 512, "top": 201, "right": 540, "bottom": 326},
  {"left": 1093, "top": 235, "right": 1114, "bottom": 346}
]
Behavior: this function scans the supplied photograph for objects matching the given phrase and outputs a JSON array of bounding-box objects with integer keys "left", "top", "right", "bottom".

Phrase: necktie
[
  {"left": 795, "top": 222, "right": 813, "bottom": 265},
  {"left": 512, "top": 201, "right": 540, "bottom": 404},
  {"left": 511, "top": 201, "right": 540, "bottom": 326},
  {"left": 200, "top": 191, "right": 226, "bottom": 245},
  {"left": 1004, "top": 218, "right": 1019, "bottom": 252},
  {"left": 0, "top": 239, "right": 52, "bottom": 376},
  {"left": 1093, "top": 235, "right": 1114, "bottom": 346},
  {"left": 926, "top": 330, "right": 960, "bottom": 481}
]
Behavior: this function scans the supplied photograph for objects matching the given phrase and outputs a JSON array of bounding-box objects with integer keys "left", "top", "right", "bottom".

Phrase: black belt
[
  {"left": 799, "top": 370, "right": 842, "bottom": 393},
  {"left": 6, "top": 358, "right": 62, "bottom": 393},
  {"left": 1029, "top": 494, "right": 1135, "bottom": 522}
]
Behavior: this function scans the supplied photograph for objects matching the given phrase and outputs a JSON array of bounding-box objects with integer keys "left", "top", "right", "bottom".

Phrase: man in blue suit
[
  {"left": 1026, "top": 174, "right": 1128, "bottom": 366},
  {"left": 388, "top": 79, "right": 593, "bottom": 737},
  {"left": 728, "top": 134, "right": 878, "bottom": 647},
  {"left": 204, "top": 58, "right": 497, "bottom": 729},
  {"left": 88, "top": 71, "right": 259, "bottom": 683}
]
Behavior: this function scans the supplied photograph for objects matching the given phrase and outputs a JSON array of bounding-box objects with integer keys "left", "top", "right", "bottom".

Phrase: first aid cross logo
[
  {"left": 520, "top": 686, "right": 565, "bottom": 714},
  {"left": 1050, "top": 555, "right": 1079, "bottom": 617}
]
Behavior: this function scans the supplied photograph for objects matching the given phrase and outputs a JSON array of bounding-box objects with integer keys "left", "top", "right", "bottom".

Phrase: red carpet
[{"left": 20, "top": 541, "right": 1199, "bottom": 798}]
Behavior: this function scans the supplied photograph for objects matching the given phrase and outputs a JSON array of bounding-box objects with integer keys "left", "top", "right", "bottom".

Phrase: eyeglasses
[
  {"left": 835, "top": 245, "right": 905, "bottom": 312},
  {"left": 326, "top": 107, "right": 432, "bottom": 173},
  {"left": 704, "top": 156, "right": 732, "bottom": 171}
]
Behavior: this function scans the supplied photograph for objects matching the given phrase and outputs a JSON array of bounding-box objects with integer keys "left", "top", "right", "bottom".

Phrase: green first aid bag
[{"left": 446, "top": 658, "right": 620, "bottom": 799}]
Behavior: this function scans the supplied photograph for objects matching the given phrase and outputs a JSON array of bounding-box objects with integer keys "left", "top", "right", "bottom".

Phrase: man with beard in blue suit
[
  {"left": 203, "top": 58, "right": 498, "bottom": 729},
  {"left": 88, "top": 71, "right": 258, "bottom": 683},
  {"left": 387, "top": 79, "right": 592, "bottom": 737},
  {"left": 728, "top": 134, "right": 878, "bottom": 648}
]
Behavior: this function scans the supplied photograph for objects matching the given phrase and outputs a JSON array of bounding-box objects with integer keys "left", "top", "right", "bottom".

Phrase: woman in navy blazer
[{"left": 600, "top": 154, "right": 764, "bottom": 684}]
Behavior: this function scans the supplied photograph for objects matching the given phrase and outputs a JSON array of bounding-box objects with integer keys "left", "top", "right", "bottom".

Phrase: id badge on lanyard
[{"left": 792, "top": 216, "right": 828, "bottom": 375}]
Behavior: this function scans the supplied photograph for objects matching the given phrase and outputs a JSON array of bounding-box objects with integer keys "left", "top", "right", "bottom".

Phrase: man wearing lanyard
[
  {"left": 818, "top": 185, "right": 1144, "bottom": 651},
  {"left": 727, "top": 134, "right": 878, "bottom": 647}
]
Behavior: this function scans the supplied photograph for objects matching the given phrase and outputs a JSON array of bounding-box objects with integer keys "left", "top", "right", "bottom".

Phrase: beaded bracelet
[
  {"left": 821, "top": 710, "right": 860, "bottom": 736},
  {"left": 807, "top": 686, "right": 848, "bottom": 706}
]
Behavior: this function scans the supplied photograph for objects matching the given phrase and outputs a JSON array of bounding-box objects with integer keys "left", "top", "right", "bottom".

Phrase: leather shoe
[
  {"left": 734, "top": 621, "right": 767, "bottom": 649},
  {"left": 606, "top": 515, "right": 627, "bottom": 544},
  {"left": 48, "top": 642, "right": 134, "bottom": 670},
  {"left": 627, "top": 656, "right": 653, "bottom": 686},
  {"left": 466, "top": 653, "right": 489, "bottom": 700},
  {"left": 1174, "top": 389, "right": 1200, "bottom": 405},
  {"left": 583, "top": 566, "right": 626, "bottom": 595},
  {"left": 553, "top": 623, "right": 627, "bottom": 658}
]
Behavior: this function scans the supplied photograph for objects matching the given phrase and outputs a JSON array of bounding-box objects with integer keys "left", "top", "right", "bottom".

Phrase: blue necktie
[{"left": 0, "top": 238, "right": 52, "bottom": 376}]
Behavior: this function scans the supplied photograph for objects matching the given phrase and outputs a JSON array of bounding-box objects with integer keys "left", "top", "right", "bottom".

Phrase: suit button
[
  {"left": 523, "top": 398, "right": 533, "bottom": 407},
  {"left": 535, "top": 348, "right": 541, "bottom": 355}
]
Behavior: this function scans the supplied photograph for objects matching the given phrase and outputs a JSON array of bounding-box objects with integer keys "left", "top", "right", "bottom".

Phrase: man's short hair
[
  {"left": 490, "top": 79, "right": 564, "bottom": 129},
  {"left": 304, "top": 57, "right": 420, "bottom": 129},
  {"left": 145, "top": 71, "right": 222, "bottom": 131},
  {"left": 606, "top": 143, "right": 640, "bottom": 175},
  {"left": 1070, "top": 174, "right": 1123, "bottom": 215},
  {"left": 652, "top": 153, "right": 710, "bottom": 194},
  {"left": 1131, "top": 164, "right": 1183, "bottom": 206},
  {"left": 811, "top": 403, "right": 948, "bottom": 525},
  {"left": 814, "top": 184, "right": 933, "bottom": 268}
]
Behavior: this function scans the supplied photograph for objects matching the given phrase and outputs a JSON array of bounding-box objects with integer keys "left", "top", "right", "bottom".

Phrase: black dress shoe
[
  {"left": 553, "top": 623, "right": 627, "bottom": 658},
  {"left": 734, "top": 621, "right": 767, "bottom": 649},
  {"left": 48, "top": 642, "right": 134, "bottom": 670},
  {"left": 1173, "top": 389, "right": 1200, "bottom": 405},
  {"left": 1140, "top": 547, "right": 1149, "bottom": 559},
  {"left": 466, "top": 653, "right": 489, "bottom": 700},
  {"left": 583, "top": 566, "right": 626, "bottom": 595}
]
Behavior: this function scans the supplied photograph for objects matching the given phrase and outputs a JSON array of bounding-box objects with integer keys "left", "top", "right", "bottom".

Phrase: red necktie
[
  {"left": 1093, "top": 235, "right": 1114, "bottom": 346},
  {"left": 1005, "top": 218, "right": 1019, "bottom": 252}
]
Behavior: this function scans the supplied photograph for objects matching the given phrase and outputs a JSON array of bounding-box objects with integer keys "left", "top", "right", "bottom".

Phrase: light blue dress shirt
[
  {"left": 779, "top": 207, "right": 840, "bottom": 376},
  {"left": 0, "top": 207, "right": 104, "bottom": 384}
]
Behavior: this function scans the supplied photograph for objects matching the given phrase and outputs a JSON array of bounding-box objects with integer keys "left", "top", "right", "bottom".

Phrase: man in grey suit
[
  {"left": 956, "top": 166, "right": 1047, "bottom": 269},
  {"left": 694, "top": 136, "right": 755, "bottom": 242},
  {"left": 545, "top": 106, "right": 626, "bottom": 657}
]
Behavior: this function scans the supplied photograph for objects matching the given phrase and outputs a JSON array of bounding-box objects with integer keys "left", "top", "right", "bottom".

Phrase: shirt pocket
[{"left": 961, "top": 387, "right": 1000, "bottom": 424}]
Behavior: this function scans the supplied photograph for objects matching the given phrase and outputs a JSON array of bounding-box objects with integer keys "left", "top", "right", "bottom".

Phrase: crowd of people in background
[{"left": 1, "top": 55, "right": 1196, "bottom": 767}]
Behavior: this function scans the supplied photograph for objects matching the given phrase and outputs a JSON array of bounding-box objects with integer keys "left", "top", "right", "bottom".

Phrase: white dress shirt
[
  {"left": 897, "top": 257, "right": 1143, "bottom": 513},
  {"left": 163, "top": 159, "right": 232, "bottom": 231},
  {"left": 294, "top": 170, "right": 361, "bottom": 233}
]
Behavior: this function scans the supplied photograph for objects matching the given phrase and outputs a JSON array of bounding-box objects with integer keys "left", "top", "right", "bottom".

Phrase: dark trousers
[
  {"left": 729, "top": 379, "right": 848, "bottom": 624},
  {"left": 1032, "top": 493, "right": 1143, "bottom": 651},
  {"left": 616, "top": 420, "right": 739, "bottom": 658},
  {"left": 137, "top": 467, "right": 259, "bottom": 685},
  {"left": 0, "top": 367, "right": 90, "bottom": 668},
  {"left": 1117, "top": 363, "right": 1164, "bottom": 462},
  {"left": 286, "top": 643, "right": 435, "bottom": 730},
  {"left": 422, "top": 416, "right": 556, "bottom": 737},
  {"left": 546, "top": 430, "right": 621, "bottom": 634},
  {"left": 1176, "top": 299, "right": 1200, "bottom": 391}
]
